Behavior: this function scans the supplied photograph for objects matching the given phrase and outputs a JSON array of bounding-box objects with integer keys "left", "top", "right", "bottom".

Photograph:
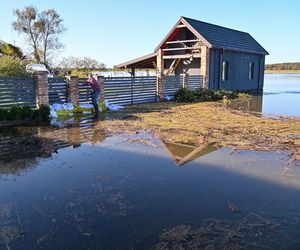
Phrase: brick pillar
[
  {"left": 97, "top": 76, "right": 105, "bottom": 103},
  {"left": 67, "top": 76, "right": 79, "bottom": 105},
  {"left": 200, "top": 45, "right": 210, "bottom": 89},
  {"left": 156, "top": 49, "right": 165, "bottom": 101},
  {"left": 35, "top": 72, "right": 49, "bottom": 108},
  {"left": 182, "top": 73, "right": 189, "bottom": 89}
]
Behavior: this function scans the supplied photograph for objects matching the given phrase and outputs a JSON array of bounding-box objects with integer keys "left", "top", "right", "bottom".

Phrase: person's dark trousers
[{"left": 91, "top": 90, "right": 100, "bottom": 113}]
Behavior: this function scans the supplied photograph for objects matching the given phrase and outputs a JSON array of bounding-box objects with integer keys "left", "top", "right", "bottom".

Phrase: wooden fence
[
  {"left": 188, "top": 75, "right": 204, "bottom": 90},
  {"left": 0, "top": 74, "right": 204, "bottom": 108},
  {"left": 164, "top": 75, "right": 183, "bottom": 96},
  {"left": 104, "top": 76, "right": 157, "bottom": 105},
  {"left": 78, "top": 78, "right": 91, "bottom": 104},
  {"left": 48, "top": 78, "right": 67, "bottom": 104},
  {"left": 0, "top": 77, "right": 36, "bottom": 108}
]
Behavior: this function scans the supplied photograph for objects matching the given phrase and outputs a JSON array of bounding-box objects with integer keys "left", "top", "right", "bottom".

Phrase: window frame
[
  {"left": 249, "top": 62, "right": 254, "bottom": 80},
  {"left": 222, "top": 61, "right": 229, "bottom": 82}
]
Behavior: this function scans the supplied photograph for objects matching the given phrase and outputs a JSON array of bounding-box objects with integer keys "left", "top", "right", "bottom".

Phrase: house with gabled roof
[{"left": 117, "top": 16, "right": 268, "bottom": 96}]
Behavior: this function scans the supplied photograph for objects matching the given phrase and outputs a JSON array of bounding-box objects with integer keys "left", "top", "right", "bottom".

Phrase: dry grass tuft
[{"left": 101, "top": 102, "right": 300, "bottom": 161}]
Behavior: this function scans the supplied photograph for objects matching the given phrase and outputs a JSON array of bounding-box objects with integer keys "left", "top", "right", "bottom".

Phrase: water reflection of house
[
  {"left": 230, "top": 95, "right": 263, "bottom": 113},
  {"left": 162, "top": 141, "right": 217, "bottom": 166},
  {"left": 117, "top": 17, "right": 269, "bottom": 93}
]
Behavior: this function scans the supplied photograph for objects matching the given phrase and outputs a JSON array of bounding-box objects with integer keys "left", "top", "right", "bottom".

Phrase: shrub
[
  {"left": 0, "top": 56, "right": 29, "bottom": 77},
  {"left": 0, "top": 104, "right": 50, "bottom": 122},
  {"left": 6, "top": 106, "right": 23, "bottom": 120},
  {"left": 33, "top": 104, "right": 50, "bottom": 119},
  {"left": 174, "top": 88, "right": 196, "bottom": 102},
  {"left": 174, "top": 87, "right": 239, "bottom": 103},
  {"left": 21, "top": 105, "right": 34, "bottom": 119},
  {"left": 0, "top": 109, "right": 8, "bottom": 121}
]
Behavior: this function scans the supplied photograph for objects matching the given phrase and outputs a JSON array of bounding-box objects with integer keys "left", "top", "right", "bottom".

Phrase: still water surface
[
  {"left": 0, "top": 115, "right": 300, "bottom": 249},
  {"left": 263, "top": 74, "right": 300, "bottom": 116},
  {"left": 230, "top": 73, "right": 300, "bottom": 117}
]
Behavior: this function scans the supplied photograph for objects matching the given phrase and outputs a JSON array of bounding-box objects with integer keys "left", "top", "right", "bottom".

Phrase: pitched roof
[
  {"left": 182, "top": 17, "right": 268, "bottom": 55},
  {"left": 155, "top": 17, "right": 268, "bottom": 55}
]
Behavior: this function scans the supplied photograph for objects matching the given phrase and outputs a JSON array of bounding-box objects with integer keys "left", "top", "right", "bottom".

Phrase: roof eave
[
  {"left": 116, "top": 52, "right": 157, "bottom": 69},
  {"left": 213, "top": 46, "right": 269, "bottom": 55},
  {"left": 154, "top": 17, "right": 212, "bottom": 52}
]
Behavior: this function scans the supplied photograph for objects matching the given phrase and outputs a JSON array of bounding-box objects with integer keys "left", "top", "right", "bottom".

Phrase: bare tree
[
  {"left": 12, "top": 5, "right": 66, "bottom": 65},
  {"left": 58, "top": 56, "right": 106, "bottom": 70}
]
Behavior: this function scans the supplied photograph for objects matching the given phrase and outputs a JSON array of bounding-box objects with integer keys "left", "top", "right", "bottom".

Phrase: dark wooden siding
[{"left": 209, "top": 49, "right": 265, "bottom": 92}]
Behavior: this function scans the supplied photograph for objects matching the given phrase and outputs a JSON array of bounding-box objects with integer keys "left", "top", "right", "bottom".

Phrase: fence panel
[
  {"left": 104, "top": 76, "right": 157, "bottom": 105},
  {"left": 164, "top": 75, "right": 183, "bottom": 96},
  {"left": 188, "top": 75, "right": 203, "bottom": 90},
  {"left": 48, "top": 77, "right": 67, "bottom": 104},
  {"left": 78, "top": 78, "right": 91, "bottom": 104},
  {"left": 0, "top": 77, "right": 36, "bottom": 108}
]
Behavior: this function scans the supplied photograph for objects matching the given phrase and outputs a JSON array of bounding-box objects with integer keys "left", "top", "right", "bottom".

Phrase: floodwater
[
  {"left": 0, "top": 115, "right": 300, "bottom": 249},
  {"left": 231, "top": 73, "right": 300, "bottom": 117}
]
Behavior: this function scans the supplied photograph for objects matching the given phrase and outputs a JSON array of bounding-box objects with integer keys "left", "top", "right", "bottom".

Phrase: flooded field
[
  {"left": 0, "top": 73, "right": 299, "bottom": 249},
  {"left": 231, "top": 74, "right": 300, "bottom": 117},
  {"left": 0, "top": 114, "right": 300, "bottom": 249}
]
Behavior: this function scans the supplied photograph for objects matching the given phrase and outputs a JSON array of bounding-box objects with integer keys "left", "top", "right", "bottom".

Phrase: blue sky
[{"left": 0, "top": 0, "right": 299, "bottom": 67}]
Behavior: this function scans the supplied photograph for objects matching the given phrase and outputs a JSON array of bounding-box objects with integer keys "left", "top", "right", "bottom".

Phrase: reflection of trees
[{"left": 0, "top": 117, "right": 107, "bottom": 175}]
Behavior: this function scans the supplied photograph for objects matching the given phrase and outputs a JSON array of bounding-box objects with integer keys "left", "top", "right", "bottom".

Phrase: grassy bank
[
  {"left": 102, "top": 102, "right": 300, "bottom": 161},
  {"left": 265, "top": 70, "right": 300, "bottom": 74}
]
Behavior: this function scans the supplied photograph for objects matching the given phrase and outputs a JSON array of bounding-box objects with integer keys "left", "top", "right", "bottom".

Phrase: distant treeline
[{"left": 265, "top": 62, "right": 300, "bottom": 71}]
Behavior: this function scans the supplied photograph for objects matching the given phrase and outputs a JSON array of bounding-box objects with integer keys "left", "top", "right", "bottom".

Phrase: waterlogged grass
[{"left": 103, "top": 102, "right": 300, "bottom": 161}]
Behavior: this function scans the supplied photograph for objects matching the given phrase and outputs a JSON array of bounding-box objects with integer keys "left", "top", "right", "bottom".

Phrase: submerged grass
[{"left": 103, "top": 102, "right": 300, "bottom": 161}]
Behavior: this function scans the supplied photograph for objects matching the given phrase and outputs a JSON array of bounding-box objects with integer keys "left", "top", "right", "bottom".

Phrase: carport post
[
  {"left": 182, "top": 72, "right": 189, "bottom": 89},
  {"left": 156, "top": 49, "right": 165, "bottom": 101},
  {"left": 200, "top": 45, "right": 210, "bottom": 89}
]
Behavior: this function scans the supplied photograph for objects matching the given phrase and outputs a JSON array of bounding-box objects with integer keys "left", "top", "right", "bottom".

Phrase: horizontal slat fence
[
  {"left": 48, "top": 78, "right": 67, "bottom": 104},
  {"left": 164, "top": 75, "right": 183, "bottom": 96},
  {"left": 104, "top": 76, "right": 157, "bottom": 106},
  {"left": 0, "top": 77, "right": 36, "bottom": 108},
  {"left": 78, "top": 78, "right": 91, "bottom": 104},
  {"left": 188, "top": 75, "right": 203, "bottom": 90},
  {"left": 0, "top": 74, "right": 204, "bottom": 109}
]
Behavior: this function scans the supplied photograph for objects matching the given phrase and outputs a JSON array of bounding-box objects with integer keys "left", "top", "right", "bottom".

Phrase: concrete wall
[{"left": 209, "top": 50, "right": 265, "bottom": 92}]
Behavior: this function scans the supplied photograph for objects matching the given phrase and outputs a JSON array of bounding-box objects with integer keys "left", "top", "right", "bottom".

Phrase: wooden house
[{"left": 117, "top": 17, "right": 268, "bottom": 95}]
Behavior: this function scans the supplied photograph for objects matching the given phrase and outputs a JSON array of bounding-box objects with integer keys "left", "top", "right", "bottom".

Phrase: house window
[
  {"left": 222, "top": 61, "right": 229, "bottom": 81},
  {"left": 249, "top": 62, "right": 254, "bottom": 80}
]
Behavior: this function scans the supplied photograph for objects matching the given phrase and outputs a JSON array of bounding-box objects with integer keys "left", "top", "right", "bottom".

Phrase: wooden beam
[
  {"left": 166, "top": 39, "right": 200, "bottom": 44},
  {"left": 163, "top": 47, "right": 201, "bottom": 52},
  {"left": 177, "top": 143, "right": 209, "bottom": 166},
  {"left": 176, "top": 24, "right": 186, "bottom": 28},
  {"left": 163, "top": 53, "right": 201, "bottom": 59}
]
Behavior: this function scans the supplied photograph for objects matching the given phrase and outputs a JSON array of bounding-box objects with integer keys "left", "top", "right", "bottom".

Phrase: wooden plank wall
[
  {"left": 78, "top": 78, "right": 91, "bottom": 104},
  {"left": 188, "top": 75, "right": 203, "bottom": 90},
  {"left": 0, "top": 75, "right": 204, "bottom": 109},
  {"left": 0, "top": 77, "right": 36, "bottom": 108},
  {"left": 48, "top": 78, "right": 67, "bottom": 104},
  {"left": 104, "top": 76, "right": 157, "bottom": 105},
  {"left": 164, "top": 75, "right": 183, "bottom": 96}
]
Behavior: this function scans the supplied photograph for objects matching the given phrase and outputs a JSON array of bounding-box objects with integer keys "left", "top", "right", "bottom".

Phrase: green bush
[
  {"left": 21, "top": 105, "right": 34, "bottom": 119},
  {"left": 174, "top": 87, "right": 239, "bottom": 103},
  {"left": 33, "top": 105, "right": 50, "bottom": 119},
  {"left": 0, "top": 109, "right": 8, "bottom": 121},
  {"left": 0, "top": 56, "right": 29, "bottom": 77},
  {"left": 0, "top": 104, "right": 50, "bottom": 122},
  {"left": 6, "top": 106, "right": 23, "bottom": 120}
]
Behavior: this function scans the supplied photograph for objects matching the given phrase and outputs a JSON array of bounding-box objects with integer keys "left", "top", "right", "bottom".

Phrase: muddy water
[{"left": 0, "top": 119, "right": 300, "bottom": 249}]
